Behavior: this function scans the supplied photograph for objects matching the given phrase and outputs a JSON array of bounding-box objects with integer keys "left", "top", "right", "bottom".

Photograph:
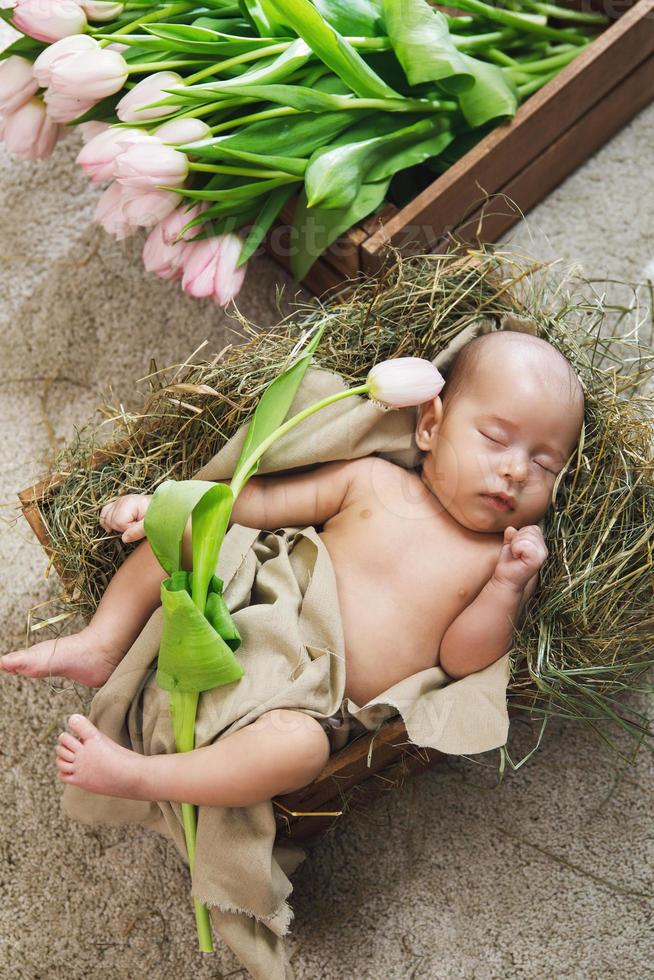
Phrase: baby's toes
[
  {"left": 57, "top": 743, "right": 75, "bottom": 763},
  {"left": 67, "top": 713, "right": 99, "bottom": 743},
  {"left": 56, "top": 753, "right": 75, "bottom": 775},
  {"left": 58, "top": 731, "right": 79, "bottom": 753}
]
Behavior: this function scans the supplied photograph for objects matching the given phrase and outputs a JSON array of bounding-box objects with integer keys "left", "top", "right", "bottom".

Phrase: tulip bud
[
  {"left": 0, "top": 55, "right": 38, "bottom": 115},
  {"left": 143, "top": 206, "right": 204, "bottom": 281},
  {"left": 181, "top": 234, "right": 247, "bottom": 306},
  {"left": 1, "top": 95, "right": 63, "bottom": 159},
  {"left": 366, "top": 357, "right": 445, "bottom": 409},
  {"left": 121, "top": 186, "right": 182, "bottom": 227},
  {"left": 12, "top": 0, "right": 87, "bottom": 43},
  {"left": 43, "top": 86, "right": 96, "bottom": 123},
  {"left": 113, "top": 140, "right": 188, "bottom": 190},
  {"left": 33, "top": 34, "right": 98, "bottom": 89},
  {"left": 48, "top": 47, "right": 128, "bottom": 100},
  {"left": 153, "top": 118, "right": 211, "bottom": 145},
  {"left": 94, "top": 180, "right": 137, "bottom": 240},
  {"left": 116, "top": 71, "right": 184, "bottom": 122},
  {"left": 76, "top": 126, "right": 155, "bottom": 183},
  {"left": 78, "top": 119, "right": 110, "bottom": 143},
  {"left": 80, "top": 0, "right": 124, "bottom": 20}
]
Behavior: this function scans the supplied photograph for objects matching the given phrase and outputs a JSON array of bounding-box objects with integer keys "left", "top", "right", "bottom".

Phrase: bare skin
[{"left": 1, "top": 333, "right": 584, "bottom": 807}]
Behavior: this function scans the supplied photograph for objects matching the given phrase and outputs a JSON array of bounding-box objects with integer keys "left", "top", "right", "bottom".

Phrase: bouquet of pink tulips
[{"left": 0, "top": 0, "right": 606, "bottom": 306}]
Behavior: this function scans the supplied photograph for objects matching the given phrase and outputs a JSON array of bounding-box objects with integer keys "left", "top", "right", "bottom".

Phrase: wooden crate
[{"left": 265, "top": 0, "right": 654, "bottom": 295}]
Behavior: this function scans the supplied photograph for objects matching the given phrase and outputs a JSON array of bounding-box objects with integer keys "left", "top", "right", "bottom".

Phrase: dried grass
[{"left": 22, "top": 245, "right": 654, "bottom": 763}]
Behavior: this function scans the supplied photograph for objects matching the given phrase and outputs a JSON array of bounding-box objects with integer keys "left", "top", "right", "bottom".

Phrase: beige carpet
[{"left": 1, "top": 22, "right": 652, "bottom": 980}]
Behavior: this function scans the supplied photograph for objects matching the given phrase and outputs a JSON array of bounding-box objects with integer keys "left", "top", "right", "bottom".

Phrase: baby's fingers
[
  {"left": 511, "top": 537, "right": 547, "bottom": 565},
  {"left": 121, "top": 520, "right": 145, "bottom": 544}
]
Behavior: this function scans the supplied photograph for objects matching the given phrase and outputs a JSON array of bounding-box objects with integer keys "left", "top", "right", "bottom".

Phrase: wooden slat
[
  {"left": 274, "top": 742, "right": 443, "bottom": 843},
  {"left": 435, "top": 51, "right": 654, "bottom": 252},
  {"left": 361, "top": 0, "right": 654, "bottom": 271}
]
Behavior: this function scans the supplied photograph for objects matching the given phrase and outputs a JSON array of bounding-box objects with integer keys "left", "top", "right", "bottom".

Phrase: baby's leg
[
  {"left": 1, "top": 540, "right": 167, "bottom": 687},
  {"left": 56, "top": 709, "right": 331, "bottom": 806}
]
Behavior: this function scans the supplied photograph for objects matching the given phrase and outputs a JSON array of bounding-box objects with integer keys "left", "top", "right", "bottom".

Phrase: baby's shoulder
[{"left": 346, "top": 455, "right": 416, "bottom": 498}]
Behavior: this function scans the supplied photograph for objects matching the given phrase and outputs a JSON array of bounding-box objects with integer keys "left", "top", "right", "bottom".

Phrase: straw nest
[{"left": 29, "top": 246, "right": 654, "bottom": 764}]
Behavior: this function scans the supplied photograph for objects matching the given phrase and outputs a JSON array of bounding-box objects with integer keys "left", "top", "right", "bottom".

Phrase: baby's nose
[{"left": 500, "top": 451, "right": 528, "bottom": 482}]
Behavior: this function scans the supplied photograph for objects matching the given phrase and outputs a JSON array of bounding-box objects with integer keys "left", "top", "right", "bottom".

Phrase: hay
[{"left": 28, "top": 245, "right": 654, "bottom": 763}]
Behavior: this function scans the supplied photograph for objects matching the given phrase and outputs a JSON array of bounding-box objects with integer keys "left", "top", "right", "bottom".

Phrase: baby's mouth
[{"left": 481, "top": 493, "right": 514, "bottom": 512}]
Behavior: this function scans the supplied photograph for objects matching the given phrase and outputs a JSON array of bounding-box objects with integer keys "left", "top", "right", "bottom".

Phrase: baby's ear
[{"left": 415, "top": 396, "right": 443, "bottom": 450}]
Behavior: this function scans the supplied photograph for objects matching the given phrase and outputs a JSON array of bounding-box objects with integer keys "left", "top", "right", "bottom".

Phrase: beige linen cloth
[{"left": 62, "top": 315, "right": 532, "bottom": 979}]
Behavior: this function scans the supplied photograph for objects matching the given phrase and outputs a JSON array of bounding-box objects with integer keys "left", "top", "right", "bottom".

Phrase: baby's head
[{"left": 414, "top": 331, "right": 585, "bottom": 534}]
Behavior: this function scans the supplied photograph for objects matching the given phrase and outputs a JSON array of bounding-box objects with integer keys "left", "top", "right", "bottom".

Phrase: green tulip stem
[
  {"left": 230, "top": 383, "right": 370, "bottom": 499},
  {"left": 188, "top": 162, "right": 293, "bottom": 178},
  {"left": 208, "top": 106, "right": 297, "bottom": 135},
  {"left": 125, "top": 62, "right": 215, "bottom": 72},
  {"left": 97, "top": 2, "right": 196, "bottom": 46},
  {"left": 184, "top": 43, "right": 290, "bottom": 87},
  {"left": 171, "top": 687, "right": 214, "bottom": 952},
  {"left": 504, "top": 45, "right": 586, "bottom": 77}
]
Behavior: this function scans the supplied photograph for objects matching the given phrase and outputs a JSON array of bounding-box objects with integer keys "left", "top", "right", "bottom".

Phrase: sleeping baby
[{"left": 1, "top": 329, "right": 584, "bottom": 809}]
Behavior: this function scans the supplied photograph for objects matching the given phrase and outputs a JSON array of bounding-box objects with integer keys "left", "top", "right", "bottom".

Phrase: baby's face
[{"left": 416, "top": 354, "right": 583, "bottom": 534}]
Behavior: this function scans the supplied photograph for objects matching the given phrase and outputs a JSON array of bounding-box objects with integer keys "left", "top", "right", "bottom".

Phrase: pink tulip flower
[
  {"left": 121, "top": 186, "right": 182, "bottom": 226},
  {"left": 0, "top": 96, "right": 63, "bottom": 159},
  {"left": 95, "top": 180, "right": 182, "bottom": 239},
  {"left": 43, "top": 86, "right": 96, "bottom": 123},
  {"left": 33, "top": 34, "right": 98, "bottom": 89},
  {"left": 113, "top": 140, "right": 188, "bottom": 190},
  {"left": 366, "top": 357, "right": 445, "bottom": 409},
  {"left": 12, "top": 0, "right": 87, "bottom": 43},
  {"left": 0, "top": 56, "right": 38, "bottom": 115},
  {"left": 76, "top": 126, "right": 156, "bottom": 183},
  {"left": 116, "top": 71, "right": 184, "bottom": 122},
  {"left": 153, "top": 118, "right": 211, "bottom": 145},
  {"left": 46, "top": 46, "right": 128, "bottom": 100},
  {"left": 142, "top": 203, "right": 205, "bottom": 281},
  {"left": 94, "top": 180, "right": 137, "bottom": 240},
  {"left": 80, "top": 0, "right": 124, "bottom": 20},
  {"left": 78, "top": 120, "right": 110, "bottom": 143},
  {"left": 181, "top": 233, "right": 247, "bottom": 306}
]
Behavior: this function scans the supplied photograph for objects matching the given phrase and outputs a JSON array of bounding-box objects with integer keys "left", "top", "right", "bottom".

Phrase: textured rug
[{"left": 1, "top": 21, "right": 652, "bottom": 980}]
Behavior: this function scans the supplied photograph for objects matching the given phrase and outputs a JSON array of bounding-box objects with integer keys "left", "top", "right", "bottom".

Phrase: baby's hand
[
  {"left": 99, "top": 493, "right": 152, "bottom": 544},
  {"left": 492, "top": 525, "right": 547, "bottom": 591}
]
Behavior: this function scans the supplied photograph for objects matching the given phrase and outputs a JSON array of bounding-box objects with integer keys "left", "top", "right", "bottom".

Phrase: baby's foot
[
  {"left": 56, "top": 714, "right": 147, "bottom": 800},
  {"left": 0, "top": 626, "right": 123, "bottom": 688}
]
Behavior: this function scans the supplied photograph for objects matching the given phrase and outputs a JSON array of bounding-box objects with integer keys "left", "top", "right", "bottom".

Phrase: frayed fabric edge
[{"left": 191, "top": 891, "right": 295, "bottom": 937}]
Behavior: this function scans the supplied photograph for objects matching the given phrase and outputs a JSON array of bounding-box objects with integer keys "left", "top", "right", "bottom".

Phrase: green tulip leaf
[
  {"left": 268, "top": 0, "right": 400, "bottom": 99},
  {"left": 290, "top": 177, "right": 390, "bottom": 280},
  {"left": 180, "top": 37, "right": 313, "bottom": 99},
  {"left": 158, "top": 576, "right": 244, "bottom": 693},
  {"left": 382, "top": 0, "right": 475, "bottom": 94},
  {"left": 312, "top": 0, "right": 385, "bottom": 37},
  {"left": 144, "top": 479, "right": 233, "bottom": 577},
  {"left": 231, "top": 319, "right": 329, "bottom": 489},
  {"left": 237, "top": 184, "right": 296, "bottom": 267},
  {"left": 457, "top": 52, "right": 519, "bottom": 126},
  {"left": 240, "top": 0, "right": 291, "bottom": 37},
  {"left": 180, "top": 108, "right": 357, "bottom": 161},
  {"left": 305, "top": 116, "right": 450, "bottom": 210}
]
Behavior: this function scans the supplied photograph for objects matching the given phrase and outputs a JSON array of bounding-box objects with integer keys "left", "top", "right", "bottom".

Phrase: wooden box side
[{"left": 432, "top": 51, "right": 654, "bottom": 252}]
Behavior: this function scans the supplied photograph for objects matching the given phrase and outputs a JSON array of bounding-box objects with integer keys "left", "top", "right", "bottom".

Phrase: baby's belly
[{"left": 318, "top": 530, "right": 445, "bottom": 705}]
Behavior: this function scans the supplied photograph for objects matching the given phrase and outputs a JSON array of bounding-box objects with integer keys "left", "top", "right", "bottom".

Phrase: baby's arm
[
  {"left": 98, "top": 461, "right": 357, "bottom": 649},
  {"left": 438, "top": 525, "right": 546, "bottom": 680}
]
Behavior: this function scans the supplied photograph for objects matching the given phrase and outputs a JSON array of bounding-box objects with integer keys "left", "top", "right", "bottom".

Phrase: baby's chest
[{"left": 323, "top": 500, "right": 497, "bottom": 640}]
